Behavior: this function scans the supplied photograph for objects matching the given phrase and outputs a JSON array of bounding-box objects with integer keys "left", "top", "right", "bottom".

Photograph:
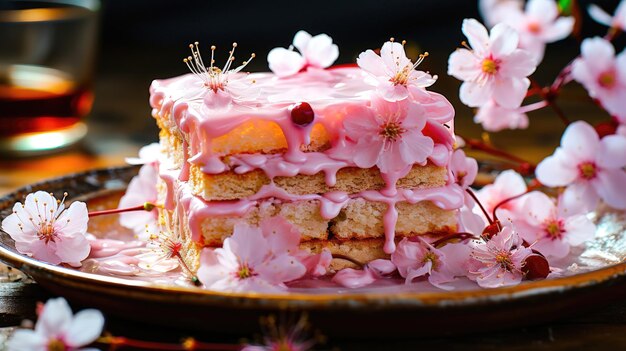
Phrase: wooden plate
[{"left": 1, "top": 166, "right": 625, "bottom": 337}]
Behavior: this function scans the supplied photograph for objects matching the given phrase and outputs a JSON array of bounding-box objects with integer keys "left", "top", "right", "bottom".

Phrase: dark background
[{"left": 91, "top": 0, "right": 620, "bottom": 155}]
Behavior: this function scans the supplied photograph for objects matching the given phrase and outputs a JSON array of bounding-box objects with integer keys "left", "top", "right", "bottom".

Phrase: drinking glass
[{"left": 0, "top": 0, "right": 99, "bottom": 155}]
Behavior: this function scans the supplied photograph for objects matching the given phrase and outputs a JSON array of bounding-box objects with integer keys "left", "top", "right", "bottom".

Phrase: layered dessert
[{"left": 149, "top": 36, "right": 464, "bottom": 273}]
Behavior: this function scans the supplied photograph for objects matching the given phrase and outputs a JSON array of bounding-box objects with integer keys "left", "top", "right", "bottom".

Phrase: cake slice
[{"left": 149, "top": 38, "right": 463, "bottom": 274}]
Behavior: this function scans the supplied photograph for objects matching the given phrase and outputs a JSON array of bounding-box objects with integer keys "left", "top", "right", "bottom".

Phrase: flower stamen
[
  {"left": 598, "top": 71, "right": 617, "bottom": 88},
  {"left": 481, "top": 58, "right": 498, "bottom": 74},
  {"left": 183, "top": 42, "right": 255, "bottom": 93},
  {"left": 237, "top": 262, "right": 255, "bottom": 280},
  {"left": 579, "top": 162, "right": 597, "bottom": 180},
  {"left": 47, "top": 338, "right": 67, "bottom": 351},
  {"left": 543, "top": 219, "right": 564, "bottom": 240},
  {"left": 379, "top": 121, "right": 406, "bottom": 142},
  {"left": 422, "top": 251, "right": 439, "bottom": 271},
  {"left": 494, "top": 250, "right": 514, "bottom": 271}
]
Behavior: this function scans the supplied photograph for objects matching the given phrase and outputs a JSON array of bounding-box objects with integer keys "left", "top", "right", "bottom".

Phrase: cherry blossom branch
[
  {"left": 545, "top": 97, "right": 571, "bottom": 126},
  {"left": 491, "top": 180, "right": 542, "bottom": 222},
  {"left": 457, "top": 134, "right": 536, "bottom": 174},
  {"left": 530, "top": 79, "right": 571, "bottom": 126},
  {"left": 465, "top": 188, "right": 493, "bottom": 225},
  {"left": 525, "top": 86, "right": 543, "bottom": 98},
  {"left": 517, "top": 100, "right": 548, "bottom": 114},
  {"left": 96, "top": 335, "right": 241, "bottom": 350},
  {"left": 88, "top": 202, "right": 157, "bottom": 217}
]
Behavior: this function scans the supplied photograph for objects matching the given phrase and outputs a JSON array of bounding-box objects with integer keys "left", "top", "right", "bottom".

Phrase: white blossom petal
[{"left": 64, "top": 309, "right": 105, "bottom": 347}]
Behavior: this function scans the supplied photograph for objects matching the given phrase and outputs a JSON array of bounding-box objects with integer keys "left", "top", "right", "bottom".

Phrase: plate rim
[{"left": 1, "top": 165, "right": 625, "bottom": 310}]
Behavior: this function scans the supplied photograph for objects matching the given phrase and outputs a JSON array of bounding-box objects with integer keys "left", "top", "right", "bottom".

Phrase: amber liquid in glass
[{"left": 0, "top": 65, "right": 93, "bottom": 137}]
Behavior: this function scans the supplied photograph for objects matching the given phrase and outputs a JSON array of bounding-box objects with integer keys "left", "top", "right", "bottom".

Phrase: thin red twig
[
  {"left": 88, "top": 203, "right": 156, "bottom": 217},
  {"left": 466, "top": 188, "right": 493, "bottom": 225}
]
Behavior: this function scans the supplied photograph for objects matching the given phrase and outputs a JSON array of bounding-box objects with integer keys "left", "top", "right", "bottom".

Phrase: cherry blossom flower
[
  {"left": 476, "top": 169, "right": 528, "bottom": 222},
  {"left": 474, "top": 99, "right": 529, "bottom": 132},
  {"left": 450, "top": 149, "right": 478, "bottom": 191},
  {"left": 138, "top": 230, "right": 183, "bottom": 273},
  {"left": 391, "top": 237, "right": 458, "bottom": 290},
  {"left": 458, "top": 203, "right": 489, "bottom": 235},
  {"left": 571, "top": 37, "right": 626, "bottom": 123},
  {"left": 267, "top": 30, "right": 339, "bottom": 78},
  {"left": 197, "top": 219, "right": 307, "bottom": 292},
  {"left": 7, "top": 297, "right": 104, "bottom": 351},
  {"left": 242, "top": 314, "right": 316, "bottom": 351},
  {"left": 413, "top": 90, "right": 456, "bottom": 124},
  {"left": 515, "top": 192, "right": 596, "bottom": 259},
  {"left": 334, "top": 97, "right": 433, "bottom": 175},
  {"left": 497, "top": 0, "right": 574, "bottom": 62},
  {"left": 124, "top": 142, "right": 161, "bottom": 165},
  {"left": 296, "top": 249, "right": 332, "bottom": 277},
  {"left": 357, "top": 40, "right": 436, "bottom": 102},
  {"left": 479, "top": 0, "right": 523, "bottom": 27},
  {"left": 448, "top": 19, "right": 536, "bottom": 109},
  {"left": 1, "top": 191, "right": 90, "bottom": 266},
  {"left": 118, "top": 164, "right": 159, "bottom": 240},
  {"left": 260, "top": 217, "right": 331, "bottom": 277},
  {"left": 331, "top": 259, "right": 396, "bottom": 289},
  {"left": 183, "top": 42, "right": 258, "bottom": 109},
  {"left": 535, "top": 120, "right": 626, "bottom": 211},
  {"left": 468, "top": 226, "right": 533, "bottom": 288},
  {"left": 588, "top": 1, "right": 626, "bottom": 31}
]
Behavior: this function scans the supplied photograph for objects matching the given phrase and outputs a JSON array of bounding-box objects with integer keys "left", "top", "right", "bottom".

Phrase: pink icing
[{"left": 150, "top": 67, "right": 454, "bottom": 182}]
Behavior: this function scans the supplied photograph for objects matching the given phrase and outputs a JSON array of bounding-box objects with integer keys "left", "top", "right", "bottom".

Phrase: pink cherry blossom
[
  {"left": 515, "top": 192, "right": 596, "bottom": 259},
  {"left": 296, "top": 249, "right": 332, "bottom": 277},
  {"left": 331, "top": 259, "right": 396, "bottom": 289},
  {"left": 242, "top": 315, "right": 316, "bottom": 351},
  {"left": 618, "top": 124, "right": 626, "bottom": 137},
  {"left": 260, "top": 216, "right": 331, "bottom": 277},
  {"left": 139, "top": 230, "right": 184, "bottom": 273},
  {"left": 448, "top": 19, "right": 536, "bottom": 109},
  {"left": 197, "top": 219, "right": 307, "bottom": 292},
  {"left": 357, "top": 40, "right": 436, "bottom": 102},
  {"left": 118, "top": 164, "right": 159, "bottom": 240},
  {"left": 474, "top": 99, "right": 529, "bottom": 132},
  {"left": 498, "top": 0, "right": 574, "bottom": 62},
  {"left": 468, "top": 226, "right": 533, "bottom": 288},
  {"left": 450, "top": 149, "right": 478, "bottom": 190},
  {"left": 334, "top": 97, "right": 434, "bottom": 176},
  {"left": 125, "top": 142, "right": 161, "bottom": 165},
  {"left": 183, "top": 42, "right": 259, "bottom": 109},
  {"left": 1, "top": 191, "right": 90, "bottom": 266},
  {"left": 458, "top": 203, "right": 489, "bottom": 235},
  {"left": 588, "top": 1, "right": 626, "bottom": 31},
  {"left": 391, "top": 237, "right": 459, "bottom": 290},
  {"left": 267, "top": 30, "right": 339, "bottom": 78},
  {"left": 7, "top": 297, "right": 104, "bottom": 351},
  {"left": 571, "top": 37, "right": 626, "bottom": 123},
  {"left": 479, "top": 0, "right": 523, "bottom": 27},
  {"left": 476, "top": 170, "right": 528, "bottom": 222},
  {"left": 536, "top": 120, "right": 626, "bottom": 211},
  {"left": 413, "top": 90, "right": 456, "bottom": 124}
]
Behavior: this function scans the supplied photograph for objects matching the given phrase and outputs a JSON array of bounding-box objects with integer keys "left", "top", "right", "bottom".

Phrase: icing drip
[{"left": 231, "top": 152, "right": 349, "bottom": 186}]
